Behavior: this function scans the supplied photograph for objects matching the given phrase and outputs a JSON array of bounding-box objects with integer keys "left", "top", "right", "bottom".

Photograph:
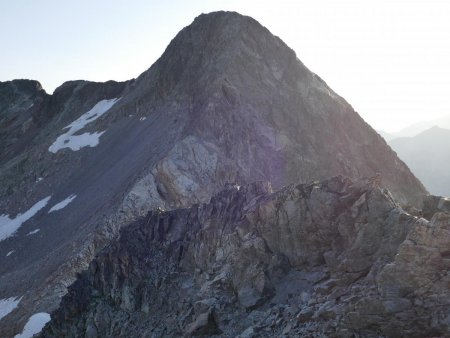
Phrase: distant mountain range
[
  {"left": 380, "top": 115, "right": 450, "bottom": 140},
  {"left": 388, "top": 126, "right": 450, "bottom": 196},
  {"left": 379, "top": 117, "right": 450, "bottom": 196}
]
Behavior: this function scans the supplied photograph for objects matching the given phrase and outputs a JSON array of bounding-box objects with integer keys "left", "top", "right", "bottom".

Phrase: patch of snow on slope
[
  {"left": 0, "top": 297, "right": 22, "bottom": 321},
  {"left": 0, "top": 196, "right": 51, "bottom": 242},
  {"left": 27, "top": 229, "right": 40, "bottom": 235},
  {"left": 14, "top": 312, "right": 51, "bottom": 338},
  {"left": 48, "top": 194, "right": 76, "bottom": 213},
  {"left": 48, "top": 98, "right": 120, "bottom": 153},
  {"left": 6, "top": 250, "right": 14, "bottom": 257}
]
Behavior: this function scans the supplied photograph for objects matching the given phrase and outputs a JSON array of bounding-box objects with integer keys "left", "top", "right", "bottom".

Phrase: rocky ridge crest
[{"left": 42, "top": 176, "right": 450, "bottom": 337}]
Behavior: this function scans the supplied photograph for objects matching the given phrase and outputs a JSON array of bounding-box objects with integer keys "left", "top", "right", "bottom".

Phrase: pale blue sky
[{"left": 1, "top": 0, "right": 449, "bottom": 132}]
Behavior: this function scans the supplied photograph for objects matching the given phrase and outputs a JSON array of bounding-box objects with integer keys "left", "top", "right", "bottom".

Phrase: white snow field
[
  {"left": 48, "top": 98, "right": 120, "bottom": 153},
  {"left": 26, "top": 229, "right": 40, "bottom": 235},
  {"left": 0, "top": 196, "right": 51, "bottom": 242},
  {"left": 48, "top": 194, "right": 77, "bottom": 213},
  {"left": 0, "top": 297, "right": 22, "bottom": 321},
  {"left": 6, "top": 250, "right": 14, "bottom": 257},
  {"left": 14, "top": 312, "right": 51, "bottom": 338}
]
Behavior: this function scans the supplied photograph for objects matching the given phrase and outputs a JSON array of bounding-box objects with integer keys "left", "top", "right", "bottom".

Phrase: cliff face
[
  {"left": 1, "top": 11, "right": 428, "bottom": 336},
  {"left": 42, "top": 176, "right": 450, "bottom": 337},
  {"left": 0, "top": 79, "right": 49, "bottom": 163},
  {"left": 132, "top": 11, "right": 426, "bottom": 209}
]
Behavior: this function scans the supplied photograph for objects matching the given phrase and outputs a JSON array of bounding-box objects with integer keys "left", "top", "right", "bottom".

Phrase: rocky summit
[
  {"left": 0, "top": 11, "right": 431, "bottom": 337},
  {"left": 42, "top": 176, "right": 450, "bottom": 337}
]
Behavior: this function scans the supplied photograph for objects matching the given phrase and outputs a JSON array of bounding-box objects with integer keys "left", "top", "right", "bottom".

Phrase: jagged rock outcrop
[
  {"left": 41, "top": 176, "right": 449, "bottom": 337},
  {"left": 0, "top": 79, "right": 49, "bottom": 163},
  {"left": 1, "top": 11, "right": 427, "bottom": 336}
]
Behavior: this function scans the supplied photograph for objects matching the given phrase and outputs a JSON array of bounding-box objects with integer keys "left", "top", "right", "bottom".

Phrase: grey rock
[
  {"left": 42, "top": 176, "right": 450, "bottom": 337},
  {"left": 85, "top": 323, "right": 98, "bottom": 338},
  {"left": 0, "top": 10, "right": 429, "bottom": 338},
  {"left": 184, "top": 310, "right": 221, "bottom": 337},
  {"left": 238, "top": 286, "right": 266, "bottom": 309},
  {"left": 382, "top": 298, "right": 412, "bottom": 313},
  {"left": 194, "top": 298, "right": 217, "bottom": 315},
  {"left": 237, "top": 326, "right": 256, "bottom": 338},
  {"left": 314, "top": 301, "right": 338, "bottom": 320},
  {"left": 438, "top": 197, "right": 450, "bottom": 213},
  {"left": 296, "top": 308, "right": 314, "bottom": 322}
]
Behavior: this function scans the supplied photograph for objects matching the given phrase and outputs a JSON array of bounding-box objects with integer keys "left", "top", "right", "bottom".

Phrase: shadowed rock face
[
  {"left": 41, "top": 176, "right": 449, "bottom": 337},
  {"left": 0, "top": 79, "right": 127, "bottom": 164},
  {"left": 136, "top": 11, "right": 426, "bottom": 208},
  {"left": 0, "top": 11, "right": 427, "bottom": 336},
  {"left": 0, "top": 80, "right": 49, "bottom": 163}
]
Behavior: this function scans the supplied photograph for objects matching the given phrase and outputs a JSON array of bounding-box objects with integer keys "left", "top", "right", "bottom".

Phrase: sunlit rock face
[
  {"left": 0, "top": 11, "right": 427, "bottom": 337},
  {"left": 42, "top": 176, "right": 450, "bottom": 337}
]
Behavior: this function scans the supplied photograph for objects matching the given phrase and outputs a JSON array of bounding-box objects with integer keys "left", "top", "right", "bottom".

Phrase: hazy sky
[{"left": 1, "top": 0, "right": 449, "bottom": 132}]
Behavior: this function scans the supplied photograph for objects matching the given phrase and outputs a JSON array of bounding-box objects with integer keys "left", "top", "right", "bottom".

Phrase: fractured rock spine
[{"left": 42, "top": 176, "right": 450, "bottom": 337}]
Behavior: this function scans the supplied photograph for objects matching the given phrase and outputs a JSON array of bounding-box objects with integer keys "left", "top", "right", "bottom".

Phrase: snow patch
[
  {"left": 14, "top": 312, "right": 51, "bottom": 338},
  {"left": 48, "top": 194, "right": 76, "bottom": 213},
  {"left": 36, "top": 177, "right": 43, "bottom": 182},
  {"left": 0, "top": 196, "right": 51, "bottom": 242},
  {"left": 139, "top": 117, "right": 147, "bottom": 121},
  {"left": 48, "top": 98, "right": 120, "bottom": 153},
  {"left": 27, "top": 229, "right": 40, "bottom": 235},
  {"left": 6, "top": 250, "right": 14, "bottom": 257},
  {"left": 0, "top": 296, "right": 22, "bottom": 321}
]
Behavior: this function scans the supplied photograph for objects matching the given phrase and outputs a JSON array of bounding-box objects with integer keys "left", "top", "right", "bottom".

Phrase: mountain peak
[
  {"left": 140, "top": 10, "right": 302, "bottom": 97},
  {"left": 193, "top": 10, "right": 256, "bottom": 25},
  {"left": 424, "top": 125, "right": 445, "bottom": 132},
  {"left": 0, "top": 79, "right": 46, "bottom": 106},
  {"left": 186, "top": 11, "right": 273, "bottom": 44},
  {"left": 410, "top": 125, "right": 450, "bottom": 140},
  {"left": 0, "top": 12, "right": 428, "bottom": 337},
  {"left": 128, "top": 11, "right": 426, "bottom": 204}
]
